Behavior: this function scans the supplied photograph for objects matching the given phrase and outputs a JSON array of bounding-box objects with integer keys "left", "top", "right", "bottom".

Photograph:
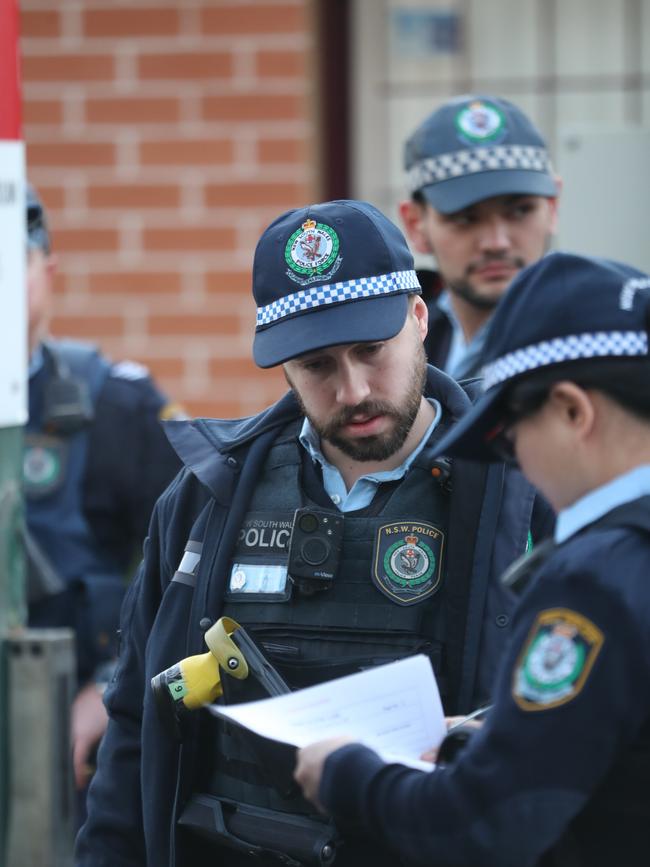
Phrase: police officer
[
  {"left": 76, "top": 200, "right": 552, "bottom": 866},
  {"left": 25, "top": 185, "right": 182, "bottom": 797},
  {"left": 295, "top": 252, "right": 650, "bottom": 867},
  {"left": 400, "top": 94, "right": 561, "bottom": 378}
]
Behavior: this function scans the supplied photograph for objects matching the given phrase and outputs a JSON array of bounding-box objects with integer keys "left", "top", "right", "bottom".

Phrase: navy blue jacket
[
  {"left": 420, "top": 269, "right": 489, "bottom": 381},
  {"left": 419, "top": 269, "right": 453, "bottom": 372},
  {"left": 27, "top": 340, "right": 182, "bottom": 682},
  {"left": 76, "top": 367, "right": 552, "bottom": 866},
  {"left": 319, "top": 498, "right": 650, "bottom": 866}
]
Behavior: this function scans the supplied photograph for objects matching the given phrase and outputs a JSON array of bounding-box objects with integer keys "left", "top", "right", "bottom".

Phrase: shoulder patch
[
  {"left": 110, "top": 360, "right": 150, "bottom": 381},
  {"left": 512, "top": 608, "right": 604, "bottom": 711}
]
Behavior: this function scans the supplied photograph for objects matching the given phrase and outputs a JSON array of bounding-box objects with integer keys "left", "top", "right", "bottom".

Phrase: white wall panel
[
  {"left": 555, "top": 0, "right": 627, "bottom": 76},
  {"left": 466, "top": 0, "right": 539, "bottom": 79},
  {"left": 351, "top": 0, "right": 649, "bottom": 267}
]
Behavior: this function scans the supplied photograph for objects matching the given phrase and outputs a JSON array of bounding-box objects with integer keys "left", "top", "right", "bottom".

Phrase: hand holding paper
[{"left": 208, "top": 653, "right": 446, "bottom": 772}]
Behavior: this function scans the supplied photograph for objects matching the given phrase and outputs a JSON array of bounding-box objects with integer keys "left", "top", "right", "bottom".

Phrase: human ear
[
  {"left": 410, "top": 295, "right": 429, "bottom": 341},
  {"left": 548, "top": 381, "right": 595, "bottom": 437},
  {"left": 398, "top": 200, "right": 433, "bottom": 255},
  {"left": 546, "top": 176, "right": 563, "bottom": 235}
]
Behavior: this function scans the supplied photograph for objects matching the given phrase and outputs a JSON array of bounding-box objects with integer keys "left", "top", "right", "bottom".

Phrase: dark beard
[
  {"left": 447, "top": 254, "right": 527, "bottom": 311},
  {"left": 446, "top": 277, "right": 502, "bottom": 311},
  {"left": 293, "top": 340, "right": 428, "bottom": 462}
]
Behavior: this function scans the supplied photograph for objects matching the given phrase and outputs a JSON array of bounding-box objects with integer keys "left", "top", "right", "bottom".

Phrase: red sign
[{"left": 0, "top": 0, "right": 21, "bottom": 140}]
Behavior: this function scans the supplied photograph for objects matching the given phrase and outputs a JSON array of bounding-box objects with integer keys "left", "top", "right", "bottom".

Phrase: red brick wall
[{"left": 21, "top": 0, "right": 319, "bottom": 418}]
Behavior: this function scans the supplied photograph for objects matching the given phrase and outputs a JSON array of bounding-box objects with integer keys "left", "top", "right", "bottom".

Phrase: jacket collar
[{"left": 165, "top": 365, "right": 473, "bottom": 490}]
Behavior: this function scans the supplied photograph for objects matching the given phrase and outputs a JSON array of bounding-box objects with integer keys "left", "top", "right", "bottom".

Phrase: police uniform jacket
[
  {"left": 316, "top": 496, "right": 650, "bottom": 866},
  {"left": 420, "top": 270, "right": 486, "bottom": 380},
  {"left": 419, "top": 269, "right": 453, "bottom": 372},
  {"left": 75, "top": 365, "right": 552, "bottom": 867},
  {"left": 27, "top": 339, "right": 182, "bottom": 683}
]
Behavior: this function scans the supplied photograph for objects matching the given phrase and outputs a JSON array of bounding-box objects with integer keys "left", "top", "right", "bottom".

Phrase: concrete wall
[{"left": 352, "top": 0, "right": 650, "bottom": 268}]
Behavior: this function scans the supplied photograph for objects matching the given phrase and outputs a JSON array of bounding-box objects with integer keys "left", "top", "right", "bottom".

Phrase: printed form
[{"left": 208, "top": 654, "right": 446, "bottom": 772}]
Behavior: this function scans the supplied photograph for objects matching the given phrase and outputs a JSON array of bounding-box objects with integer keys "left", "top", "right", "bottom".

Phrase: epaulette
[{"left": 110, "top": 360, "right": 150, "bottom": 381}]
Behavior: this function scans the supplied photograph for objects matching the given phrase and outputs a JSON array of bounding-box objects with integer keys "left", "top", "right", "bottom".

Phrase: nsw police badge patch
[
  {"left": 23, "top": 434, "right": 67, "bottom": 499},
  {"left": 372, "top": 522, "right": 444, "bottom": 606},
  {"left": 284, "top": 219, "right": 342, "bottom": 286},
  {"left": 513, "top": 608, "right": 604, "bottom": 711}
]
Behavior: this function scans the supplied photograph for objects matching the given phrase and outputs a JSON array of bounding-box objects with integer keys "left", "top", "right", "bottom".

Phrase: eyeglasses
[{"left": 484, "top": 386, "right": 550, "bottom": 463}]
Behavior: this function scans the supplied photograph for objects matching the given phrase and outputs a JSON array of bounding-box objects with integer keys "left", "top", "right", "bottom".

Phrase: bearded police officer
[
  {"left": 76, "top": 200, "right": 552, "bottom": 867},
  {"left": 400, "top": 94, "right": 561, "bottom": 378},
  {"left": 24, "top": 184, "right": 182, "bottom": 804}
]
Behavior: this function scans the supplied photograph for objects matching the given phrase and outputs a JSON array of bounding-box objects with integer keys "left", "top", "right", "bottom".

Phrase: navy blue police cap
[
  {"left": 252, "top": 199, "right": 421, "bottom": 368},
  {"left": 27, "top": 183, "right": 51, "bottom": 253},
  {"left": 434, "top": 252, "right": 650, "bottom": 461},
  {"left": 405, "top": 94, "right": 557, "bottom": 214}
]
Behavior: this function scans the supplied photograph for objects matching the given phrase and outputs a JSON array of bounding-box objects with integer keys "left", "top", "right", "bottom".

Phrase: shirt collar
[
  {"left": 437, "top": 290, "right": 488, "bottom": 377},
  {"left": 555, "top": 464, "right": 650, "bottom": 543},
  {"left": 299, "top": 399, "right": 442, "bottom": 509}
]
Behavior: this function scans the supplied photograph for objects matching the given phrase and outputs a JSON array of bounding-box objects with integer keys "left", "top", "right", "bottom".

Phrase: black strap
[
  {"left": 442, "top": 457, "right": 494, "bottom": 713},
  {"left": 44, "top": 339, "right": 108, "bottom": 403},
  {"left": 22, "top": 522, "right": 65, "bottom": 603},
  {"left": 500, "top": 538, "right": 557, "bottom": 596}
]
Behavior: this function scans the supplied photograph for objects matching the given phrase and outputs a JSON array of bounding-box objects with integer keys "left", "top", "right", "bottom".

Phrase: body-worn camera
[{"left": 287, "top": 508, "right": 344, "bottom": 594}]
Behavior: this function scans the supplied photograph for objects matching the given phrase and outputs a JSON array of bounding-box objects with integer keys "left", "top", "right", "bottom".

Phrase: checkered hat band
[
  {"left": 256, "top": 269, "right": 420, "bottom": 328},
  {"left": 408, "top": 144, "right": 552, "bottom": 192},
  {"left": 482, "top": 331, "right": 649, "bottom": 390}
]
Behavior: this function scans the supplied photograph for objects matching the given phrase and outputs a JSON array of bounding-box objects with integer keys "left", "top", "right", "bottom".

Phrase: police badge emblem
[
  {"left": 284, "top": 219, "right": 342, "bottom": 285},
  {"left": 455, "top": 99, "right": 506, "bottom": 144},
  {"left": 23, "top": 433, "right": 67, "bottom": 499},
  {"left": 513, "top": 608, "right": 604, "bottom": 711},
  {"left": 372, "top": 522, "right": 444, "bottom": 606}
]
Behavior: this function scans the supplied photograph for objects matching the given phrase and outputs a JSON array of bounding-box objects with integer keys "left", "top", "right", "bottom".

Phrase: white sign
[
  {"left": 208, "top": 654, "right": 446, "bottom": 772},
  {"left": 0, "top": 141, "right": 27, "bottom": 428},
  {"left": 557, "top": 128, "right": 650, "bottom": 273}
]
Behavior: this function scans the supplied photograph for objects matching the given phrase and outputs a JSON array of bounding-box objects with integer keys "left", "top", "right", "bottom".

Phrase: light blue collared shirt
[
  {"left": 555, "top": 464, "right": 650, "bottom": 544},
  {"left": 299, "top": 398, "right": 443, "bottom": 512},
  {"left": 437, "top": 291, "right": 488, "bottom": 379}
]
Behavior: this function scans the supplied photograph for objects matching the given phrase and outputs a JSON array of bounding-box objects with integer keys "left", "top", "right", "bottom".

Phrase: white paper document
[{"left": 208, "top": 654, "right": 445, "bottom": 772}]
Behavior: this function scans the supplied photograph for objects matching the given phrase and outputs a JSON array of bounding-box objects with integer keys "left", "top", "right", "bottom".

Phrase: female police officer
[{"left": 294, "top": 251, "right": 650, "bottom": 866}]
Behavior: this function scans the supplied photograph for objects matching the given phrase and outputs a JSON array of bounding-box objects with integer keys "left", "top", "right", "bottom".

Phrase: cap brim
[
  {"left": 433, "top": 383, "right": 508, "bottom": 462},
  {"left": 421, "top": 170, "right": 558, "bottom": 215},
  {"left": 253, "top": 293, "right": 410, "bottom": 368}
]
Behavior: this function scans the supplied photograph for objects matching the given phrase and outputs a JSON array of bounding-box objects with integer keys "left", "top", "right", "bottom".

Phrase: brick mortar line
[
  {"left": 43, "top": 206, "right": 310, "bottom": 225},
  {"left": 24, "top": 120, "right": 313, "bottom": 138},
  {"left": 28, "top": 159, "right": 315, "bottom": 172},
  {"left": 23, "top": 79, "right": 311, "bottom": 97},
  {"left": 87, "top": 335, "right": 253, "bottom": 354},
  {"left": 55, "top": 292, "right": 253, "bottom": 310},
  {"left": 20, "top": 34, "right": 312, "bottom": 53},
  {"left": 47, "top": 251, "right": 260, "bottom": 264},
  {"left": 22, "top": 0, "right": 305, "bottom": 8}
]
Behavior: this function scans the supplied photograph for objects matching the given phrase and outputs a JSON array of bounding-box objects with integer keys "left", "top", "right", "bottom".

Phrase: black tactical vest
[
  {"left": 186, "top": 421, "right": 462, "bottom": 866},
  {"left": 220, "top": 422, "right": 451, "bottom": 686}
]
